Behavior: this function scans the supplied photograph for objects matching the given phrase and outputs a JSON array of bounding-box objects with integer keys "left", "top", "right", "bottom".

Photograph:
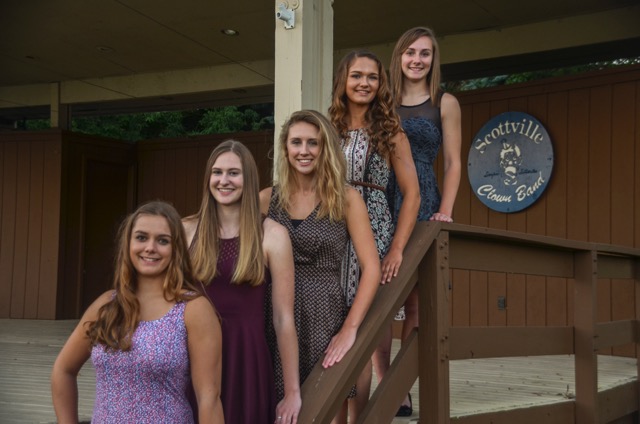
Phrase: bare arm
[
  {"left": 431, "top": 93, "right": 461, "bottom": 221},
  {"left": 323, "top": 187, "right": 381, "bottom": 368},
  {"left": 264, "top": 218, "right": 301, "bottom": 424},
  {"left": 259, "top": 187, "right": 273, "bottom": 216},
  {"left": 51, "top": 290, "right": 113, "bottom": 424},
  {"left": 185, "top": 296, "right": 225, "bottom": 424},
  {"left": 182, "top": 216, "right": 198, "bottom": 247},
  {"left": 382, "top": 131, "right": 420, "bottom": 282}
]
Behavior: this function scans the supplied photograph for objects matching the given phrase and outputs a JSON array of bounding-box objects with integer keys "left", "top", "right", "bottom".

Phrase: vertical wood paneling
[
  {"left": 469, "top": 271, "right": 488, "bottom": 326},
  {"left": 546, "top": 277, "right": 567, "bottom": 326},
  {"left": 610, "top": 82, "right": 635, "bottom": 247},
  {"left": 506, "top": 274, "right": 526, "bottom": 326},
  {"left": 526, "top": 276, "right": 546, "bottom": 326},
  {"left": 469, "top": 103, "right": 491, "bottom": 228},
  {"left": 588, "top": 85, "right": 612, "bottom": 244},
  {"left": 545, "top": 92, "right": 568, "bottom": 239},
  {"left": 0, "top": 142, "right": 17, "bottom": 318},
  {"left": 451, "top": 269, "right": 470, "bottom": 326},
  {"left": 11, "top": 142, "right": 31, "bottom": 317},
  {"left": 589, "top": 85, "right": 613, "bottom": 352},
  {"left": 37, "top": 140, "right": 61, "bottom": 319},
  {"left": 0, "top": 142, "right": 4, "bottom": 317},
  {"left": 566, "top": 89, "right": 590, "bottom": 241},
  {"left": 636, "top": 81, "right": 640, "bottom": 257},
  {"left": 487, "top": 272, "right": 506, "bottom": 326},
  {"left": 24, "top": 142, "right": 44, "bottom": 319},
  {"left": 173, "top": 147, "right": 188, "bottom": 216},
  {"left": 456, "top": 103, "right": 473, "bottom": 224},
  {"left": 185, "top": 146, "right": 201, "bottom": 216}
]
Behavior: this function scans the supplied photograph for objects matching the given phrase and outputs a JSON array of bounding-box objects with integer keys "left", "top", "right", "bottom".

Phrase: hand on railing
[{"left": 321, "top": 326, "right": 357, "bottom": 368}]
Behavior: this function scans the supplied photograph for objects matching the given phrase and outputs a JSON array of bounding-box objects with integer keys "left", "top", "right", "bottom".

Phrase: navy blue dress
[{"left": 389, "top": 96, "right": 443, "bottom": 222}]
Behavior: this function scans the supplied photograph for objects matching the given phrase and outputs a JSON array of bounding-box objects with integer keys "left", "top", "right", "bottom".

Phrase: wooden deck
[{"left": 0, "top": 319, "right": 636, "bottom": 423}]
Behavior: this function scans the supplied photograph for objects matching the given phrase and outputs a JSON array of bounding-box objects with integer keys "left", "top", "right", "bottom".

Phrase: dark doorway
[{"left": 81, "top": 160, "right": 132, "bottom": 311}]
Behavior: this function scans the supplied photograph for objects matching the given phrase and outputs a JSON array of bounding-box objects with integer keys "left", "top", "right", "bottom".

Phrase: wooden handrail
[{"left": 295, "top": 222, "right": 640, "bottom": 424}]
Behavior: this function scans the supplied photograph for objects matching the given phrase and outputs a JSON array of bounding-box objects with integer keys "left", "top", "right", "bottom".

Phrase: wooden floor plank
[{"left": 0, "top": 319, "right": 636, "bottom": 424}]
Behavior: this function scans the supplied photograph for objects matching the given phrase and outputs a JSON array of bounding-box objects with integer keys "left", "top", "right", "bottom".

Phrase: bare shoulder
[
  {"left": 262, "top": 217, "right": 291, "bottom": 257},
  {"left": 263, "top": 217, "right": 287, "bottom": 238},
  {"left": 259, "top": 187, "right": 274, "bottom": 213},
  {"left": 345, "top": 185, "right": 366, "bottom": 209},
  {"left": 184, "top": 295, "right": 216, "bottom": 321},
  {"left": 181, "top": 215, "right": 198, "bottom": 243},
  {"left": 81, "top": 290, "right": 115, "bottom": 322},
  {"left": 441, "top": 92, "right": 461, "bottom": 114}
]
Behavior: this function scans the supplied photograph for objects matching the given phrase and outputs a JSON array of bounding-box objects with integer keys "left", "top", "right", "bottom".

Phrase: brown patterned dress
[{"left": 266, "top": 187, "right": 349, "bottom": 399}]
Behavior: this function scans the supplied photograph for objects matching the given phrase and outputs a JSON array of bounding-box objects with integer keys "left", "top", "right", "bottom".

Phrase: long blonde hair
[
  {"left": 276, "top": 110, "right": 347, "bottom": 222},
  {"left": 87, "top": 201, "right": 200, "bottom": 351},
  {"left": 390, "top": 26, "right": 442, "bottom": 107},
  {"left": 329, "top": 50, "right": 401, "bottom": 160},
  {"left": 188, "top": 140, "right": 265, "bottom": 286}
]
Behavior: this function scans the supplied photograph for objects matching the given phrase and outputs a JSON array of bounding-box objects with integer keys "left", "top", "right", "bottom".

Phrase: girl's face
[
  {"left": 401, "top": 36, "right": 433, "bottom": 83},
  {"left": 129, "top": 214, "right": 172, "bottom": 280},
  {"left": 209, "top": 151, "right": 244, "bottom": 206},
  {"left": 345, "top": 57, "right": 380, "bottom": 107},
  {"left": 286, "top": 121, "right": 321, "bottom": 176}
]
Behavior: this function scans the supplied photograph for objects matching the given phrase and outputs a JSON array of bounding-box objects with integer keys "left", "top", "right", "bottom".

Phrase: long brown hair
[
  {"left": 187, "top": 140, "right": 265, "bottom": 286},
  {"left": 276, "top": 110, "right": 347, "bottom": 222},
  {"left": 87, "top": 201, "right": 200, "bottom": 351},
  {"left": 390, "top": 26, "right": 442, "bottom": 107},
  {"left": 329, "top": 50, "right": 401, "bottom": 160}
]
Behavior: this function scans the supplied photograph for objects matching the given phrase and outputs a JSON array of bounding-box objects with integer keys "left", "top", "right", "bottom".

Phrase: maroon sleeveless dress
[{"left": 204, "top": 237, "right": 275, "bottom": 424}]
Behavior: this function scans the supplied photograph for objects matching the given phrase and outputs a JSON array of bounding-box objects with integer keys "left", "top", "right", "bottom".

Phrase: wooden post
[
  {"left": 574, "top": 250, "right": 598, "bottom": 423},
  {"left": 419, "top": 229, "right": 450, "bottom": 423},
  {"left": 273, "top": 0, "right": 333, "bottom": 179}
]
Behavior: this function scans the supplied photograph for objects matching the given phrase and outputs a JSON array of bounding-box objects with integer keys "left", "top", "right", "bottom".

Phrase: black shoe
[{"left": 396, "top": 393, "right": 412, "bottom": 417}]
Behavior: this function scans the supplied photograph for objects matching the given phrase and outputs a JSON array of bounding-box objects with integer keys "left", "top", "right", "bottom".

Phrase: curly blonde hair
[
  {"left": 329, "top": 50, "right": 402, "bottom": 160},
  {"left": 275, "top": 110, "right": 347, "bottom": 222}
]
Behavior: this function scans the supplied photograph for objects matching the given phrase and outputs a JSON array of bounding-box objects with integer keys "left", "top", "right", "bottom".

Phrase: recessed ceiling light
[
  {"left": 96, "top": 45, "right": 114, "bottom": 53},
  {"left": 221, "top": 29, "right": 239, "bottom": 36}
]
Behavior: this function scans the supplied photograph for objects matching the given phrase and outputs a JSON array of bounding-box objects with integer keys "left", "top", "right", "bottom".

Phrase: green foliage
[
  {"left": 443, "top": 56, "right": 640, "bottom": 93},
  {"left": 25, "top": 105, "right": 274, "bottom": 141}
]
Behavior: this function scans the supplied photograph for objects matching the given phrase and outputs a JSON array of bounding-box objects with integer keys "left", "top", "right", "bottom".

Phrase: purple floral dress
[{"left": 91, "top": 301, "right": 193, "bottom": 424}]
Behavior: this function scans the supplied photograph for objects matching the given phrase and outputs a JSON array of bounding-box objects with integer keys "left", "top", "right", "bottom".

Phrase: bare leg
[
  {"left": 399, "top": 285, "right": 420, "bottom": 409},
  {"left": 348, "top": 359, "right": 372, "bottom": 423},
  {"left": 331, "top": 399, "right": 348, "bottom": 424},
  {"left": 372, "top": 323, "right": 392, "bottom": 382}
]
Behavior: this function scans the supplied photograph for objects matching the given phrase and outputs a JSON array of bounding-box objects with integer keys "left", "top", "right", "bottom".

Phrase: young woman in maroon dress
[{"left": 183, "top": 140, "right": 300, "bottom": 424}]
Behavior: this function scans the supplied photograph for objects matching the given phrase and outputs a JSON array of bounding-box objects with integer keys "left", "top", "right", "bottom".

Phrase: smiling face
[
  {"left": 401, "top": 36, "right": 433, "bottom": 83},
  {"left": 286, "top": 121, "right": 321, "bottom": 176},
  {"left": 345, "top": 56, "right": 380, "bottom": 107},
  {"left": 129, "top": 214, "right": 172, "bottom": 280},
  {"left": 209, "top": 151, "right": 244, "bottom": 206}
]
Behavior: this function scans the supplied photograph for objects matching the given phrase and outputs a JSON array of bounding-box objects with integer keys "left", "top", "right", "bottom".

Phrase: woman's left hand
[
  {"left": 430, "top": 212, "right": 453, "bottom": 223},
  {"left": 381, "top": 249, "right": 403, "bottom": 284},
  {"left": 275, "top": 392, "right": 301, "bottom": 424},
  {"left": 322, "top": 327, "right": 357, "bottom": 368}
]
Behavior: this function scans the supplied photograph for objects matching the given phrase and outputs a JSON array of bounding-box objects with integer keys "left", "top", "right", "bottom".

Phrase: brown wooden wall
[
  {"left": 57, "top": 132, "right": 135, "bottom": 319},
  {"left": 136, "top": 131, "right": 275, "bottom": 218},
  {"left": 447, "top": 65, "right": 640, "bottom": 356},
  {"left": 0, "top": 131, "right": 62, "bottom": 319}
]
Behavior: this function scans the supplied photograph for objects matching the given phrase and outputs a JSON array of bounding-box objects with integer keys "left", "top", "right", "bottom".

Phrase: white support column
[
  {"left": 50, "top": 83, "right": 70, "bottom": 129},
  {"left": 273, "top": 0, "right": 334, "bottom": 178}
]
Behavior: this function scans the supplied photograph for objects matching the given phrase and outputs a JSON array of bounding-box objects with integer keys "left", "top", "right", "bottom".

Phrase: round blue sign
[{"left": 468, "top": 112, "right": 553, "bottom": 213}]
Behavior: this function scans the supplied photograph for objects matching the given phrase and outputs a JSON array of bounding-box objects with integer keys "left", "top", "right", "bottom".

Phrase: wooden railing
[{"left": 297, "top": 222, "right": 640, "bottom": 424}]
